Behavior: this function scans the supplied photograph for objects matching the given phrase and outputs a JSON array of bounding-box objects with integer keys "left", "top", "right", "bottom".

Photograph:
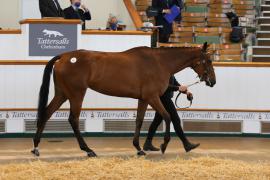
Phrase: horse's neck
[{"left": 157, "top": 48, "right": 199, "bottom": 74}]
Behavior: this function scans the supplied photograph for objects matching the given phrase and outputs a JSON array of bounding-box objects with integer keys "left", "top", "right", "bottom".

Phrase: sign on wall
[
  {"left": 29, "top": 24, "right": 77, "bottom": 56},
  {"left": 2, "top": 110, "right": 270, "bottom": 134}
]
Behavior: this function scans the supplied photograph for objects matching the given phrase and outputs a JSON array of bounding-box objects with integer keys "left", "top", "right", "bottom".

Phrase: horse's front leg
[
  {"left": 133, "top": 99, "right": 148, "bottom": 156},
  {"left": 148, "top": 96, "right": 171, "bottom": 154}
]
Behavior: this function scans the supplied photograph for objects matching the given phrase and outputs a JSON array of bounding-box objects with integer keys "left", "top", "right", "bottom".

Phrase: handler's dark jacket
[
  {"left": 64, "top": 6, "right": 91, "bottom": 30},
  {"left": 152, "top": 0, "right": 182, "bottom": 35},
  {"left": 165, "top": 76, "right": 180, "bottom": 98}
]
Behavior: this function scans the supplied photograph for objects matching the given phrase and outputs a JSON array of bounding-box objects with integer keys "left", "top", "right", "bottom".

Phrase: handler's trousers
[{"left": 146, "top": 93, "right": 189, "bottom": 145}]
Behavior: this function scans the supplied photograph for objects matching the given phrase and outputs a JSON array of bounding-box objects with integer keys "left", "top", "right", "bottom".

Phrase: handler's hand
[
  {"left": 179, "top": 85, "right": 188, "bottom": 93},
  {"left": 187, "top": 91, "right": 193, "bottom": 101},
  {"left": 81, "top": 4, "right": 89, "bottom": 12}
]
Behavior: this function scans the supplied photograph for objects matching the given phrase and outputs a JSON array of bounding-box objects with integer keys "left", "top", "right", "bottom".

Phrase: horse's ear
[{"left": 203, "top": 42, "right": 208, "bottom": 51}]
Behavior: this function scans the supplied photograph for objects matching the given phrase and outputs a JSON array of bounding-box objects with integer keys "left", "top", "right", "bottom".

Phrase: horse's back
[{"left": 57, "top": 47, "right": 161, "bottom": 82}]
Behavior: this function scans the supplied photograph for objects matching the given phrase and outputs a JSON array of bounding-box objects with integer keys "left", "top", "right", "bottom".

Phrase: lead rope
[{"left": 175, "top": 80, "right": 201, "bottom": 109}]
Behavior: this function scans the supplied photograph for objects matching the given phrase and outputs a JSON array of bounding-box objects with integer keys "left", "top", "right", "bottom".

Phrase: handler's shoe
[
  {"left": 143, "top": 140, "right": 160, "bottom": 151},
  {"left": 184, "top": 142, "right": 200, "bottom": 153}
]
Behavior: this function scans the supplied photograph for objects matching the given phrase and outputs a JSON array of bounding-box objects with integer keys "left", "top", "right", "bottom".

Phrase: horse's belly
[
  {"left": 87, "top": 58, "right": 144, "bottom": 99},
  {"left": 89, "top": 81, "right": 140, "bottom": 99}
]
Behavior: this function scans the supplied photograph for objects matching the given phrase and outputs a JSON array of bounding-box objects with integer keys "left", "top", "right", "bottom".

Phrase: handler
[{"left": 143, "top": 76, "right": 200, "bottom": 152}]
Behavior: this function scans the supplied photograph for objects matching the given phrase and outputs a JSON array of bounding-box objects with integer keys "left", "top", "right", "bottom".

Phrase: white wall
[
  {"left": 0, "top": 65, "right": 270, "bottom": 110},
  {"left": 0, "top": 0, "right": 21, "bottom": 29},
  {"left": 0, "top": 23, "right": 151, "bottom": 60},
  {"left": 0, "top": 0, "right": 136, "bottom": 30}
]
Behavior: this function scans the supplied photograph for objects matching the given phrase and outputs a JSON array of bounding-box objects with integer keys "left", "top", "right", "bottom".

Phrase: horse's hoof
[
  {"left": 160, "top": 144, "right": 167, "bottom": 154},
  {"left": 31, "top": 148, "right": 40, "bottom": 157},
  {"left": 87, "top": 151, "right": 97, "bottom": 157},
  {"left": 137, "top": 150, "right": 146, "bottom": 156}
]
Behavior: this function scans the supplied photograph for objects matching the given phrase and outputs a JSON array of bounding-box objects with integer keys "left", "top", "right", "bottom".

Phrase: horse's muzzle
[
  {"left": 200, "top": 75, "right": 216, "bottom": 87},
  {"left": 206, "top": 79, "right": 216, "bottom": 87}
]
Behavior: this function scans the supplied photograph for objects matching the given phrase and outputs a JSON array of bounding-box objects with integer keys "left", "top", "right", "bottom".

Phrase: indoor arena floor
[{"left": 0, "top": 137, "right": 270, "bottom": 164}]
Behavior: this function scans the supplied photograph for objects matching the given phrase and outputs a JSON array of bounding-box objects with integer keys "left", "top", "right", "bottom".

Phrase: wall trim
[
  {"left": 19, "top": 19, "right": 81, "bottom": 25},
  {"left": 0, "top": 29, "right": 21, "bottom": 34},
  {"left": 0, "top": 60, "right": 48, "bottom": 65},
  {"left": 82, "top": 30, "right": 152, "bottom": 35},
  {"left": 212, "top": 62, "right": 270, "bottom": 67}
]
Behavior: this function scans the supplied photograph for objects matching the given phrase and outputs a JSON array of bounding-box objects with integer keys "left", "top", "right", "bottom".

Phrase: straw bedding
[{"left": 1, "top": 156, "right": 270, "bottom": 180}]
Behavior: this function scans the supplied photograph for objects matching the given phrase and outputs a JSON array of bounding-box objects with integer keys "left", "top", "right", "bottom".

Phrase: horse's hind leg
[
  {"left": 32, "top": 94, "right": 66, "bottom": 156},
  {"left": 148, "top": 97, "right": 171, "bottom": 154},
  {"left": 68, "top": 92, "right": 97, "bottom": 157},
  {"left": 133, "top": 99, "right": 148, "bottom": 156}
]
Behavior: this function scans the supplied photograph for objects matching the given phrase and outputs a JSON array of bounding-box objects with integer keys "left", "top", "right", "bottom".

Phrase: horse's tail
[{"left": 37, "top": 55, "right": 61, "bottom": 127}]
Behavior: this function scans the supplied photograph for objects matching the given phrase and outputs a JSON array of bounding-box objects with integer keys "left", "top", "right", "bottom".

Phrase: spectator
[
  {"left": 64, "top": 0, "right": 91, "bottom": 30},
  {"left": 106, "top": 15, "right": 119, "bottom": 31},
  {"left": 39, "top": 0, "right": 64, "bottom": 18},
  {"left": 152, "top": 0, "right": 182, "bottom": 43}
]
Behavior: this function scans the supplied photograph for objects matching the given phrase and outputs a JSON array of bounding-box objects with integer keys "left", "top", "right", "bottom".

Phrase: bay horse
[{"left": 31, "top": 42, "right": 216, "bottom": 157}]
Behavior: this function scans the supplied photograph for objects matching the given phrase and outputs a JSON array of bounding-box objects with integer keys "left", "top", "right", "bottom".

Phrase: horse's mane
[
  {"left": 127, "top": 46, "right": 201, "bottom": 52},
  {"left": 156, "top": 46, "right": 202, "bottom": 50},
  {"left": 158, "top": 46, "right": 201, "bottom": 49}
]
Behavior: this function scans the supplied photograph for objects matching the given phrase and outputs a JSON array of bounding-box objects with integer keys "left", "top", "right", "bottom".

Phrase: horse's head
[{"left": 191, "top": 42, "right": 216, "bottom": 87}]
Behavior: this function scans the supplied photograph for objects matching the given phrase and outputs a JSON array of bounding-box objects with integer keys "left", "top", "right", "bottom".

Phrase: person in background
[
  {"left": 152, "top": 0, "right": 182, "bottom": 43},
  {"left": 106, "top": 15, "right": 119, "bottom": 31},
  {"left": 39, "top": 0, "right": 64, "bottom": 18},
  {"left": 64, "top": 0, "right": 91, "bottom": 30}
]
